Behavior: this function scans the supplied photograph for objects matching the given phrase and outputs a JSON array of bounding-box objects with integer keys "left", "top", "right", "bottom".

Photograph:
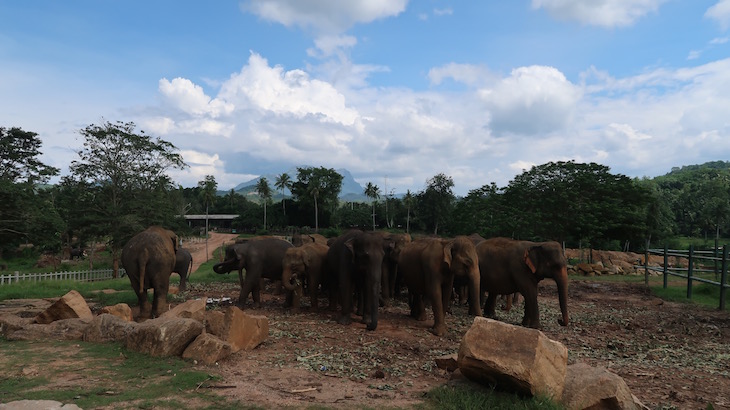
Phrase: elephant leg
[
  {"left": 137, "top": 289, "right": 151, "bottom": 320},
  {"left": 151, "top": 281, "right": 169, "bottom": 318},
  {"left": 337, "top": 270, "right": 353, "bottom": 325},
  {"left": 429, "top": 285, "right": 448, "bottom": 336},
  {"left": 251, "top": 280, "right": 262, "bottom": 309},
  {"left": 239, "top": 275, "right": 256, "bottom": 308},
  {"left": 365, "top": 273, "right": 380, "bottom": 331},
  {"left": 484, "top": 293, "right": 498, "bottom": 318},
  {"left": 309, "top": 274, "right": 320, "bottom": 310},
  {"left": 413, "top": 294, "right": 427, "bottom": 321},
  {"left": 522, "top": 289, "right": 540, "bottom": 328}
]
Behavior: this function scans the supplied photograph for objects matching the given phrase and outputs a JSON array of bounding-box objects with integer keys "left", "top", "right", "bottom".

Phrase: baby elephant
[{"left": 281, "top": 242, "right": 329, "bottom": 312}]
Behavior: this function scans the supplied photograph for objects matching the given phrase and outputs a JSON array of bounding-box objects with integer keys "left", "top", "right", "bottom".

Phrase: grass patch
[
  {"left": 419, "top": 384, "right": 564, "bottom": 410},
  {"left": 0, "top": 339, "right": 248, "bottom": 409}
]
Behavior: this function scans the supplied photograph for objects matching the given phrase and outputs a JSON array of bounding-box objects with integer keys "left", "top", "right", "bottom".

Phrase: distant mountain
[{"left": 231, "top": 166, "right": 366, "bottom": 200}]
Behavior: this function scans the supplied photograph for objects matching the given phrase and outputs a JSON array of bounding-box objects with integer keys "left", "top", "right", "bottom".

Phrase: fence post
[
  {"left": 720, "top": 245, "right": 728, "bottom": 311},
  {"left": 687, "top": 244, "right": 694, "bottom": 299},
  {"left": 662, "top": 243, "right": 669, "bottom": 289},
  {"left": 715, "top": 238, "right": 720, "bottom": 280},
  {"left": 644, "top": 239, "right": 649, "bottom": 286}
]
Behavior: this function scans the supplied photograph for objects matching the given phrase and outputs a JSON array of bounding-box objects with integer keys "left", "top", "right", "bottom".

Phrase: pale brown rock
[
  {"left": 218, "top": 306, "right": 268, "bottom": 352},
  {"left": 99, "top": 303, "right": 133, "bottom": 322},
  {"left": 0, "top": 314, "right": 33, "bottom": 337},
  {"left": 0, "top": 399, "right": 82, "bottom": 409},
  {"left": 182, "top": 332, "right": 233, "bottom": 365},
  {"left": 8, "top": 318, "right": 91, "bottom": 341},
  {"left": 160, "top": 298, "right": 206, "bottom": 322},
  {"left": 561, "top": 363, "right": 639, "bottom": 410},
  {"left": 83, "top": 313, "right": 138, "bottom": 343},
  {"left": 34, "top": 290, "right": 93, "bottom": 324},
  {"left": 435, "top": 353, "right": 459, "bottom": 372},
  {"left": 457, "top": 317, "right": 568, "bottom": 399},
  {"left": 204, "top": 309, "right": 226, "bottom": 336},
  {"left": 124, "top": 317, "right": 204, "bottom": 357}
]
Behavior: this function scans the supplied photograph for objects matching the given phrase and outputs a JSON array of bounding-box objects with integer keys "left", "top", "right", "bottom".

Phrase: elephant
[
  {"left": 398, "top": 236, "right": 482, "bottom": 336},
  {"left": 292, "top": 233, "right": 328, "bottom": 247},
  {"left": 212, "top": 237, "right": 293, "bottom": 308},
  {"left": 70, "top": 247, "right": 86, "bottom": 260},
  {"left": 476, "top": 237, "right": 569, "bottom": 328},
  {"left": 281, "top": 242, "right": 329, "bottom": 312},
  {"left": 172, "top": 248, "right": 193, "bottom": 291},
  {"left": 326, "top": 229, "right": 394, "bottom": 331},
  {"left": 120, "top": 226, "right": 178, "bottom": 319},
  {"left": 376, "top": 232, "right": 412, "bottom": 306}
]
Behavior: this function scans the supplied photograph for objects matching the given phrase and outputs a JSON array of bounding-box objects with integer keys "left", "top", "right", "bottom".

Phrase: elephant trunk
[
  {"left": 467, "top": 269, "right": 482, "bottom": 317},
  {"left": 281, "top": 266, "right": 299, "bottom": 292},
  {"left": 213, "top": 261, "right": 233, "bottom": 274},
  {"left": 555, "top": 265, "right": 569, "bottom": 326}
]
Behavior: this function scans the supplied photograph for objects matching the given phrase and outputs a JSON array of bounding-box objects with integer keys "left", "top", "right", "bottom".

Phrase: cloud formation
[{"left": 531, "top": 0, "right": 668, "bottom": 27}]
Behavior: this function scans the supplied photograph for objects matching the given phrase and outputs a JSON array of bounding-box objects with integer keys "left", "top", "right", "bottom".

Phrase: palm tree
[
  {"left": 256, "top": 177, "right": 272, "bottom": 229},
  {"left": 364, "top": 182, "right": 380, "bottom": 231},
  {"left": 274, "top": 173, "right": 292, "bottom": 215},
  {"left": 403, "top": 189, "right": 414, "bottom": 234},
  {"left": 198, "top": 175, "right": 217, "bottom": 261}
]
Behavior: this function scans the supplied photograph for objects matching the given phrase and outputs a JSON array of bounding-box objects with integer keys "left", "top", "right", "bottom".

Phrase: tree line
[{"left": 2, "top": 122, "right": 729, "bottom": 267}]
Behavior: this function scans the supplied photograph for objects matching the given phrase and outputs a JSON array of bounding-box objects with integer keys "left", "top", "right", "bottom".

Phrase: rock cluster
[
  {"left": 440, "top": 317, "right": 647, "bottom": 410},
  {"left": 0, "top": 290, "right": 268, "bottom": 366},
  {"left": 565, "top": 248, "right": 688, "bottom": 277}
]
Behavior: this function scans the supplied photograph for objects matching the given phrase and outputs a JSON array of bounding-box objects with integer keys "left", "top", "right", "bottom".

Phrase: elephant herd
[{"left": 121, "top": 227, "right": 570, "bottom": 335}]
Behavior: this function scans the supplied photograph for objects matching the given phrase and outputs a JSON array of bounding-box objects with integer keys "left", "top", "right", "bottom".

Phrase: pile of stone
[
  {"left": 436, "top": 317, "right": 647, "bottom": 410},
  {"left": 0, "top": 290, "right": 268, "bottom": 365},
  {"left": 564, "top": 248, "right": 687, "bottom": 277}
]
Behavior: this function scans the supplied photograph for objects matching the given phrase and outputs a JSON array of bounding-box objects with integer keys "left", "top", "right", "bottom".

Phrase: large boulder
[
  {"left": 211, "top": 306, "right": 268, "bottom": 352},
  {"left": 99, "top": 303, "right": 134, "bottom": 322},
  {"left": 83, "top": 313, "right": 139, "bottom": 343},
  {"left": 34, "top": 290, "right": 93, "bottom": 324},
  {"left": 182, "top": 332, "right": 233, "bottom": 365},
  {"left": 7, "top": 318, "right": 91, "bottom": 341},
  {"left": 457, "top": 317, "right": 568, "bottom": 400},
  {"left": 561, "top": 363, "right": 641, "bottom": 410},
  {"left": 0, "top": 314, "right": 33, "bottom": 338},
  {"left": 160, "top": 298, "right": 206, "bottom": 322},
  {"left": 124, "top": 317, "right": 204, "bottom": 357}
]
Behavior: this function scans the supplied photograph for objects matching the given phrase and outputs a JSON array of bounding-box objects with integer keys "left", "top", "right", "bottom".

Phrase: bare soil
[{"left": 4, "top": 233, "right": 730, "bottom": 409}]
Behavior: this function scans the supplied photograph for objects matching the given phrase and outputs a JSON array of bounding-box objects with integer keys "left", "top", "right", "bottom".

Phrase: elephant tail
[
  {"left": 188, "top": 256, "right": 193, "bottom": 276},
  {"left": 137, "top": 249, "right": 150, "bottom": 295}
]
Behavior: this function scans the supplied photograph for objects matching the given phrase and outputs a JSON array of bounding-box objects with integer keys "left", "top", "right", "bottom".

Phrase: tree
[
  {"left": 198, "top": 175, "right": 217, "bottom": 260},
  {"left": 417, "top": 173, "right": 455, "bottom": 235},
  {"left": 68, "top": 120, "right": 186, "bottom": 275},
  {"left": 256, "top": 177, "right": 272, "bottom": 229},
  {"left": 364, "top": 182, "right": 380, "bottom": 230},
  {"left": 291, "top": 167, "right": 343, "bottom": 232},
  {"left": 403, "top": 190, "right": 415, "bottom": 234},
  {"left": 0, "top": 127, "right": 60, "bottom": 256},
  {"left": 274, "top": 173, "right": 292, "bottom": 215}
]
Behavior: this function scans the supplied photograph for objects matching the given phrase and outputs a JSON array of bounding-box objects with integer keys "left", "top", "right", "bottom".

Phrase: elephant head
[
  {"left": 524, "top": 242, "right": 569, "bottom": 326},
  {"left": 213, "top": 244, "right": 243, "bottom": 274},
  {"left": 444, "top": 236, "right": 482, "bottom": 317},
  {"left": 282, "top": 247, "right": 310, "bottom": 292}
]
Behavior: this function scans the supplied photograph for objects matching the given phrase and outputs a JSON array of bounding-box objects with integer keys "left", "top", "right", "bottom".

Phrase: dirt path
[{"left": 182, "top": 232, "right": 239, "bottom": 273}]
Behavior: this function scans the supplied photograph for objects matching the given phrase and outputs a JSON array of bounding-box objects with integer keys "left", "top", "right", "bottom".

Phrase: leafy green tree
[
  {"left": 0, "top": 127, "right": 61, "bottom": 257},
  {"left": 256, "top": 177, "right": 272, "bottom": 229},
  {"left": 364, "top": 182, "right": 380, "bottom": 230},
  {"left": 402, "top": 190, "right": 415, "bottom": 233},
  {"left": 67, "top": 120, "right": 186, "bottom": 275},
  {"left": 274, "top": 173, "right": 292, "bottom": 216},
  {"left": 451, "top": 183, "right": 503, "bottom": 237},
  {"left": 417, "top": 173, "right": 455, "bottom": 235},
  {"left": 290, "top": 167, "right": 343, "bottom": 232}
]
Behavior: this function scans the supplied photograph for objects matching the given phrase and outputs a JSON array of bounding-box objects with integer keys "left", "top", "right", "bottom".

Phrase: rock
[
  {"left": 182, "top": 332, "right": 233, "bottom": 365},
  {"left": 435, "top": 353, "right": 459, "bottom": 372},
  {"left": 83, "top": 313, "right": 139, "bottom": 343},
  {"left": 160, "top": 298, "right": 206, "bottom": 322},
  {"left": 35, "top": 290, "right": 93, "bottom": 324},
  {"left": 0, "top": 400, "right": 82, "bottom": 409},
  {"left": 0, "top": 314, "right": 33, "bottom": 337},
  {"left": 457, "top": 317, "right": 568, "bottom": 399},
  {"left": 561, "top": 363, "right": 639, "bottom": 410},
  {"left": 8, "top": 318, "right": 91, "bottom": 341},
  {"left": 124, "top": 317, "right": 204, "bottom": 357},
  {"left": 99, "top": 303, "right": 133, "bottom": 322},
  {"left": 204, "top": 310, "right": 226, "bottom": 336},
  {"left": 216, "top": 306, "right": 268, "bottom": 352}
]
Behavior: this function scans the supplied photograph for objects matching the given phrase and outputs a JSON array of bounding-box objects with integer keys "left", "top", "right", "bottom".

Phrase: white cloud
[
  {"left": 307, "top": 35, "right": 357, "bottom": 58},
  {"left": 428, "top": 63, "right": 496, "bottom": 87},
  {"left": 240, "top": 0, "right": 408, "bottom": 34},
  {"left": 531, "top": 0, "right": 667, "bottom": 27},
  {"left": 433, "top": 8, "right": 453, "bottom": 16},
  {"left": 706, "top": 0, "right": 730, "bottom": 30},
  {"left": 480, "top": 66, "right": 582, "bottom": 136},
  {"left": 158, "top": 77, "right": 234, "bottom": 118}
]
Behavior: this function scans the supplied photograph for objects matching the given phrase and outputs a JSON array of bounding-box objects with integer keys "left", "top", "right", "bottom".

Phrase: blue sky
[{"left": 1, "top": 1, "right": 729, "bottom": 195}]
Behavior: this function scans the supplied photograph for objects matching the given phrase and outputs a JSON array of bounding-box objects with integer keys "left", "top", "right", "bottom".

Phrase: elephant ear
[
  {"left": 170, "top": 233, "right": 179, "bottom": 253},
  {"left": 523, "top": 247, "right": 538, "bottom": 274},
  {"left": 302, "top": 250, "right": 312, "bottom": 269},
  {"left": 442, "top": 240, "right": 453, "bottom": 268},
  {"left": 344, "top": 238, "right": 356, "bottom": 261}
]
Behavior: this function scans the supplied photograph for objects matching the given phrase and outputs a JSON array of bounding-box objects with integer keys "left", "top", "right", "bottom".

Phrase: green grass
[
  {"left": 418, "top": 384, "right": 564, "bottom": 410},
  {"left": 0, "top": 339, "right": 252, "bottom": 409}
]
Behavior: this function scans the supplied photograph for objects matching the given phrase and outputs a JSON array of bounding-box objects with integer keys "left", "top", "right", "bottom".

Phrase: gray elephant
[
  {"left": 121, "top": 226, "right": 178, "bottom": 319},
  {"left": 281, "top": 242, "right": 329, "bottom": 312},
  {"left": 212, "top": 237, "right": 293, "bottom": 308},
  {"left": 327, "top": 230, "right": 394, "bottom": 331},
  {"left": 376, "top": 231, "right": 411, "bottom": 306},
  {"left": 398, "top": 236, "right": 482, "bottom": 336},
  {"left": 173, "top": 248, "right": 193, "bottom": 291},
  {"left": 477, "top": 237, "right": 569, "bottom": 328},
  {"left": 292, "top": 233, "right": 328, "bottom": 247}
]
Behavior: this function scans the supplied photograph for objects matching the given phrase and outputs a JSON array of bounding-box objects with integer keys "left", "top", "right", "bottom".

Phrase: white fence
[{"left": 0, "top": 269, "right": 125, "bottom": 285}]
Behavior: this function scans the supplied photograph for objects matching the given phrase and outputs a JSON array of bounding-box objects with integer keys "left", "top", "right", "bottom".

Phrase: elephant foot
[
  {"left": 429, "top": 324, "right": 447, "bottom": 337},
  {"left": 337, "top": 315, "right": 353, "bottom": 326},
  {"left": 366, "top": 321, "right": 377, "bottom": 331},
  {"left": 416, "top": 312, "right": 428, "bottom": 321}
]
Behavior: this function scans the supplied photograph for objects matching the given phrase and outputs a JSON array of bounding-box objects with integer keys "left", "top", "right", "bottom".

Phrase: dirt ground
[{"left": 4, "top": 234, "right": 730, "bottom": 409}]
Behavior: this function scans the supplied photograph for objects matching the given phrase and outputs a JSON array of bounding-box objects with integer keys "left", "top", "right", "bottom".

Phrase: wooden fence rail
[
  {"left": 643, "top": 244, "right": 729, "bottom": 310},
  {"left": 0, "top": 269, "right": 125, "bottom": 285}
]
